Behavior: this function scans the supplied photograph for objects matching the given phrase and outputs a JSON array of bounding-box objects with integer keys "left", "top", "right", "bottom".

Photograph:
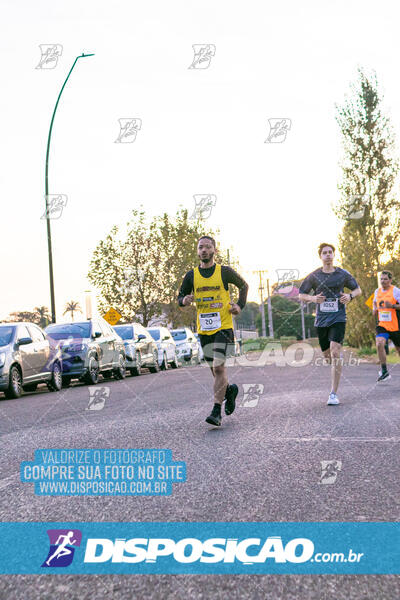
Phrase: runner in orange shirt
[{"left": 373, "top": 271, "right": 400, "bottom": 382}]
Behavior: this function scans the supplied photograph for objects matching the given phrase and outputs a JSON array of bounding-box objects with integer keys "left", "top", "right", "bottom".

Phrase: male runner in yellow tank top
[
  {"left": 178, "top": 236, "right": 248, "bottom": 426},
  {"left": 373, "top": 271, "right": 400, "bottom": 382}
]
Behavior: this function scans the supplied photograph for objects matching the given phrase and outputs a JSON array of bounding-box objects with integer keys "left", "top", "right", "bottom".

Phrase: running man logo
[
  {"left": 275, "top": 269, "right": 300, "bottom": 295},
  {"left": 119, "top": 268, "right": 145, "bottom": 295},
  {"left": 318, "top": 460, "right": 342, "bottom": 485},
  {"left": 36, "top": 44, "right": 63, "bottom": 69},
  {"left": 87, "top": 386, "right": 110, "bottom": 411},
  {"left": 115, "top": 118, "right": 142, "bottom": 143},
  {"left": 241, "top": 383, "right": 264, "bottom": 407},
  {"left": 265, "top": 119, "right": 291, "bottom": 143},
  {"left": 190, "top": 194, "right": 217, "bottom": 221},
  {"left": 346, "top": 195, "right": 369, "bottom": 220},
  {"left": 41, "top": 194, "right": 68, "bottom": 220},
  {"left": 42, "top": 529, "right": 82, "bottom": 567},
  {"left": 188, "top": 44, "right": 216, "bottom": 69}
]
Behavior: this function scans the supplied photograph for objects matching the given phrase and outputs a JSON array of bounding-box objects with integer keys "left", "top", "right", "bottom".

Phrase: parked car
[
  {"left": 171, "top": 328, "right": 200, "bottom": 364},
  {"left": 113, "top": 323, "right": 159, "bottom": 376},
  {"left": 194, "top": 333, "right": 205, "bottom": 362},
  {"left": 45, "top": 318, "right": 126, "bottom": 386},
  {"left": 0, "top": 322, "right": 62, "bottom": 398},
  {"left": 147, "top": 327, "right": 179, "bottom": 369}
]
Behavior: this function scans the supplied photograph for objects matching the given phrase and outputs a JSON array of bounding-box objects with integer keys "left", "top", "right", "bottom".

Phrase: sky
[{"left": 2, "top": 0, "right": 400, "bottom": 321}]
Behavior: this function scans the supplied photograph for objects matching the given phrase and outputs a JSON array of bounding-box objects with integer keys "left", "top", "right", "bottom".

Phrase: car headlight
[{"left": 0, "top": 352, "right": 6, "bottom": 368}]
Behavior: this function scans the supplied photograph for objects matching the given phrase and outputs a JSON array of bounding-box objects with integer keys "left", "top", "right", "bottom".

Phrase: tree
[
  {"left": 235, "top": 301, "right": 259, "bottom": 330},
  {"left": 256, "top": 295, "right": 316, "bottom": 340},
  {"left": 63, "top": 301, "right": 82, "bottom": 321},
  {"left": 335, "top": 69, "right": 400, "bottom": 346},
  {"left": 5, "top": 307, "right": 51, "bottom": 327},
  {"left": 34, "top": 306, "right": 51, "bottom": 329},
  {"left": 6, "top": 311, "right": 39, "bottom": 323},
  {"left": 88, "top": 207, "right": 230, "bottom": 327}
]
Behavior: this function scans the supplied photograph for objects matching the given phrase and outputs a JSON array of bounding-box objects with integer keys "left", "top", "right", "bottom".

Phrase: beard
[{"left": 199, "top": 251, "right": 214, "bottom": 264}]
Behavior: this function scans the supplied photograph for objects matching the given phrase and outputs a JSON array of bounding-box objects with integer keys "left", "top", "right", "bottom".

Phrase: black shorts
[
  {"left": 316, "top": 322, "right": 346, "bottom": 352},
  {"left": 376, "top": 326, "right": 400, "bottom": 347},
  {"left": 199, "top": 328, "right": 235, "bottom": 366}
]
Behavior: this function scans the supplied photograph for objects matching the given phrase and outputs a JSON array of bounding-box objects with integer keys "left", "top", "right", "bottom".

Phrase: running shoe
[
  {"left": 205, "top": 405, "right": 222, "bottom": 426},
  {"left": 225, "top": 384, "right": 238, "bottom": 415},
  {"left": 377, "top": 370, "right": 391, "bottom": 382},
  {"left": 327, "top": 392, "right": 340, "bottom": 405}
]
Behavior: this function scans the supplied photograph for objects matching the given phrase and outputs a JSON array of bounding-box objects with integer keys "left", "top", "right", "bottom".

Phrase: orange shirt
[{"left": 374, "top": 285, "right": 400, "bottom": 331}]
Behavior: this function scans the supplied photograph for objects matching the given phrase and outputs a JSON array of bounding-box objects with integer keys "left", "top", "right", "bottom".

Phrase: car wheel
[
  {"left": 47, "top": 361, "right": 62, "bottom": 392},
  {"left": 160, "top": 353, "right": 168, "bottom": 370},
  {"left": 23, "top": 383, "right": 38, "bottom": 392},
  {"left": 113, "top": 353, "right": 126, "bottom": 380},
  {"left": 84, "top": 355, "right": 99, "bottom": 385},
  {"left": 149, "top": 351, "right": 160, "bottom": 373},
  {"left": 62, "top": 376, "right": 72, "bottom": 388},
  {"left": 171, "top": 352, "right": 179, "bottom": 368},
  {"left": 130, "top": 353, "right": 142, "bottom": 376},
  {"left": 5, "top": 366, "right": 22, "bottom": 399}
]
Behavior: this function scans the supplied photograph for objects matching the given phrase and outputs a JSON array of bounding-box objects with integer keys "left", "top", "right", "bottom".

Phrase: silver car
[
  {"left": 0, "top": 322, "right": 62, "bottom": 398},
  {"left": 147, "top": 327, "right": 180, "bottom": 369},
  {"left": 113, "top": 323, "right": 160, "bottom": 376},
  {"left": 171, "top": 328, "right": 201, "bottom": 364}
]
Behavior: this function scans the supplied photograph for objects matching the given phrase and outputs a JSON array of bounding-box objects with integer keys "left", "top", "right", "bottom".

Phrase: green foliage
[
  {"left": 335, "top": 68, "right": 400, "bottom": 347},
  {"left": 256, "top": 295, "right": 316, "bottom": 339},
  {"left": 87, "top": 207, "right": 233, "bottom": 327},
  {"left": 5, "top": 307, "right": 51, "bottom": 329},
  {"left": 235, "top": 301, "right": 259, "bottom": 330}
]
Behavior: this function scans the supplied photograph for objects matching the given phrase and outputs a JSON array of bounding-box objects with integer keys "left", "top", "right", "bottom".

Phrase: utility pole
[
  {"left": 300, "top": 301, "right": 306, "bottom": 340},
  {"left": 253, "top": 270, "right": 267, "bottom": 337},
  {"left": 266, "top": 278, "right": 274, "bottom": 338},
  {"left": 44, "top": 52, "right": 95, "bottom": 323}
]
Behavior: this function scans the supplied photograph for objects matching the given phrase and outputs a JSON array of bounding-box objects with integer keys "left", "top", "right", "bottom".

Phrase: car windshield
[
  {"left": 171, "top": 330, "right": 187, "bottom": 341},
  {"left": 148, "top": 329, "right": 160, "bottom": 341},
  {"left": 45, "top": 323, "right": 91, "bottom": 340},
  {"left": 0, "top": 326, "right": 14, "bottom": 346},
  {"left": 114, "top": 326, "right": 134, "bottom": 340}
]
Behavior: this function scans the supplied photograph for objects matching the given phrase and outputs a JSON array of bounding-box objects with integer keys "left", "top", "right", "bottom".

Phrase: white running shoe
[
  {"left": 327, "top": 392, "right": 340, "bottom": 405},
  {"left": 377, "top": 370, "right": 391, "bottom": 382}
]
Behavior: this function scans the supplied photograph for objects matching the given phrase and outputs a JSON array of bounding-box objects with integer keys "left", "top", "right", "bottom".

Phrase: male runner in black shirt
[
  {"left": 178, "top": 236, "right": 248, "bottom": 426},
  {"left": 299, "top": 243, "right": 361, "bottom": 405}
]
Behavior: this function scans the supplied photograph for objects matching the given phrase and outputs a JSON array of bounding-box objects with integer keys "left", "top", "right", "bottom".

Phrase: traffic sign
[{"left": 103, "top": 307, "right": 122, "bottom": 325}]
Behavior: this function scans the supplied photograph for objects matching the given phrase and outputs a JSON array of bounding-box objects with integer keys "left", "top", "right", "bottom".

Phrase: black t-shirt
[
  {"left": 299, "top": 267, "right": 358, "bottom": 327},
  {"left": 177, "top": 264, "right": 248, "bottom": 309}
]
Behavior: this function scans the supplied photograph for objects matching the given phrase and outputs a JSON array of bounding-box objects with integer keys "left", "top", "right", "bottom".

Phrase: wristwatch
[{"left": 349, "top": 293, "right": 353, "bottom": 301}]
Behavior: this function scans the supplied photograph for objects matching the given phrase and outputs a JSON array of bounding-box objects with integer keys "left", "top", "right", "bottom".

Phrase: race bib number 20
[{"left": 199, "top": 312, "right": 221, "bottom": 331}]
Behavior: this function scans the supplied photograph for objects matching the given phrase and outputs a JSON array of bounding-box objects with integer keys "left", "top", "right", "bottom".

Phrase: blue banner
[{"left": 0, "top": 522, "right": 399, "bottom": 574}]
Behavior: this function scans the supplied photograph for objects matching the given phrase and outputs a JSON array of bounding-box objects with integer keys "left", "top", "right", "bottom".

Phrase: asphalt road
[{"left": 1, "top": 352, "right": 400, "bottom": 600}]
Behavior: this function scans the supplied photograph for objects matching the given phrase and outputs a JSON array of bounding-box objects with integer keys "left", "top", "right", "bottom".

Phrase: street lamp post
[{"left": 44, "top": 52, "right": 95, "bottom": 323}]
